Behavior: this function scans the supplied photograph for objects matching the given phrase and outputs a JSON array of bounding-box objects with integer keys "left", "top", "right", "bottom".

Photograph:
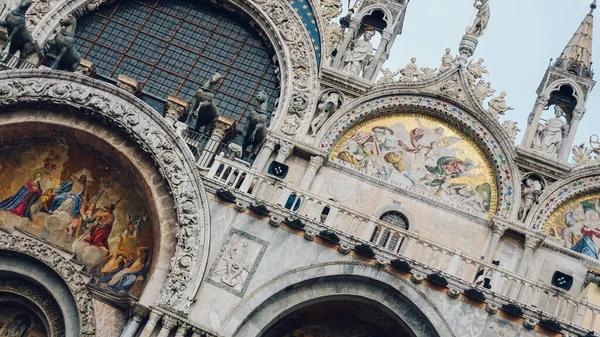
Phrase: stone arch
[
  {"left": 543, "top": 79, "right": 587, "bottom": 109},
  {"left": 314, "top": 91, "right": 520, "bottom": 220},
  {"left": 22, "top": 0, "right": 319, "bottom": 139},
  {"left": 221, "top": 262, "right": 456, "bottom": 337},
  {"left": 528, "top": 165, "right": 600, "bottom": 230},
  {"left": 0, "top": 230, "right": 94, "bottom": 336},
  {"left": 0, "top": 69, "right": 210, "bottom": 315},
  {"left": 354, "top": 5, "right": 394, "bottom": 26}
]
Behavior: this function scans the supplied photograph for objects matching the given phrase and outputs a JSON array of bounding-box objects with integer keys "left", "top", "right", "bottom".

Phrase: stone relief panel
[
  {"left": 206, "top": 228, "right": 268, "bottom": 297},
  {"left": 0, "top": 143, "right": 153, "bottom": 297},
  {"left": 329, "top": 114, "right": 497, "bottom": 217},
  {"left": 544, "top": 194, "right": 600, "bottom": 260}
]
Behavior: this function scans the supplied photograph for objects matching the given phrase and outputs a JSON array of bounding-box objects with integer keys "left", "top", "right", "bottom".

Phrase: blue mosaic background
[{"left": 288, "top": 0, "right": 321, "bottom": 66}]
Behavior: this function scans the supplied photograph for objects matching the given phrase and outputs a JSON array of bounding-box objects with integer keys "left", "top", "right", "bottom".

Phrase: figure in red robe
[
  {"left": 0, "top": 173, "right": 43, "bottom": 221},
  {"left": 84, "top": 203, "right": 115, "bottom": 251}
]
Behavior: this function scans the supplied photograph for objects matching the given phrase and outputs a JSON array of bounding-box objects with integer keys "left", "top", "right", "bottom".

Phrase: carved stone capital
[
  {"left": 308, "top": 156, "right": 325, "bottom": 171},
  {"left": 174, "top": 323, "right": 189, "bottom": 337},
  {"left": 211, "top": 115, "right": 235, "bottom": 141},
  {"left": 147, "top": 310, "right": 162, "bottom": 325},
  {"left": 117, "top": 74, "right": 142, "bottom": 96},
  {"left": 536, "top": 94, "right": 550, "bottom": 106},
  {"left": 524, "top": 234, "right": 542, "bottom": 251},
  {"left": 491, "top": 219, "right": 508, "bottom": 236},
  {"left": 263, "top": 137, "right": 278, "bottom": 151},
  {"left": 132, "top": 304, "right": 150, "bottom": 319},
  {"left": 165, "top": 95, "right": 190, "bottom": 124},
  {"left": 573, "top": 108, "right": 585, "bottom": 121},
  {"left": 161, "top": 315, "right": 179, "bottom": 331},
  {"left": 276, "top": 141, "right": 295, "bottom": 162},
  {"left": 76, "top": 59, "right": 96, "bottom": 77}
]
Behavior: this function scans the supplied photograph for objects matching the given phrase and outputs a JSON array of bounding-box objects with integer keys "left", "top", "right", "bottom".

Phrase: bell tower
[
  {"left": 521, "top": 1, "right": 596, "bottom": 162},
  {"left": 330, "top": 0, "right": 409, "bottom": 81}
]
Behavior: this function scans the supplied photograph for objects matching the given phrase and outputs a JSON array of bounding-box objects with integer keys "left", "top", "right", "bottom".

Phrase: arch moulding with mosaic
[
  {"left": 315, "top": 91, "right": 520, "bottom": 220},
  {"left": 18, "top": 0, "right": 320, "bottom": 139},
  {"left": 0, "top": 69, "right": 211, "bottom": 316}
]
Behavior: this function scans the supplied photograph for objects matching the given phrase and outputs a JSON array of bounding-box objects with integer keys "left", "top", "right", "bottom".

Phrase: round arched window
[
  {"left": 379, "top": 211, "right": 409, "bottom": 230},
  {"left": 74, "top": 0, "right": 279, "bottom": 135}
]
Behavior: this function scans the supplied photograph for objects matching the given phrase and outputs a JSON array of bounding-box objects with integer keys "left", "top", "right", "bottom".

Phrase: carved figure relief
[
  {"left": 473, "top": 80, "right": 495, "bottom": 103},
  {"left": 572, "top": 134, "right": 600, "bottom": 166},
  {"left": 517, "top": 177, "right": 542, "bottom": 221},
  {"left": 466, "top": 58, "right": 488, "bottom": 87},
  {"left": 329, "top": 114, "right": 497, "bottom": 216},
  {"left": 311, "top": 91, "right": 343, "bottom": 135},
  {"left": 399, "top": 57, "right": 421, "bottom": 82},
  {"left": 377, "top": 68, "right": 399, "bottom": 84},
  {"left": 0, "top": 143, "right": 153, "bottom": 297},
  {"left": 439, "top": 48, "right": 456, "bottom": 73},
  {"left": 343, "top": 28, "right": 375, "bottom": 76},
  {"left": 501, "top": 120, "right": 520, "bottom": 143},
  {"left": 467, "top": 0, "right": 490, "bottom": 38},
  {"left": 545, "top": 195, "right": 600, "bottom": 259},
  {"left": 532, "top": 105, "right": 569, "bottom": 157},
  {"left": 488, "top": 92, "right": 513, "bottom": 118},
  {"left": 207, "top": 228, "right": 268, "bottom": 296}
]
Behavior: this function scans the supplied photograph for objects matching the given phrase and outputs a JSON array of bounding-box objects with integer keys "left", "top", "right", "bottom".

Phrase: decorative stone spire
[{"left": 558, "top": 0, "right": 595, "bottom": 71}]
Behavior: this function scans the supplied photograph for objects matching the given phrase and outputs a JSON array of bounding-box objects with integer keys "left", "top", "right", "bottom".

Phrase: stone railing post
[
  {"left": 251, "top": 138, "right": 277, "bottom": 172},
  {"left": 298, "top": 156, "right": 325, "bottom": 190},
  {"left": 198, "top": 116, "right": 235, "bottom": 167},
  {"left": 138, "top": 309, "right": 162, "bottom": 337},
  {"left": 119, "top": 304, "right": 149, "bottom": 337},
  {"left": 156, "top": 315, "right": 178, "bottom": 337}
]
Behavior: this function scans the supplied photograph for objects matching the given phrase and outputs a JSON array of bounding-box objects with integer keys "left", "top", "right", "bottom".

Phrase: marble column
[
  {"left": 119, "top": 305, "right": 149, "bottom": 337},
  {"left": 363, "top": 30, "right": 392, "bottom": 81},
  {"left": 518, "top": 234, "right": 541, "bottom": 276},
  {"left": 298, "top": 156, "right": 325, "bottom": 190},
  {"left": 332, "top": 19, "right": 359, "bottom": 68},
  {"left": 138, "top": 310, "right": 162, "bottom": 337},
  {"left": 275, "top": 141, "right": 294, "bottom": 163},
  {"left": 174, "top": 323, "right": 189, "bottom": 337},
  {"left": 164, "top": 95, "right": 190, "bottom": 137},
  {"left": 251, "top": 137, "right": 277, "bottom": 172},
  {"left": 485, "top": 221, "right": 507, "bottom": 262},
  {"left": 190, "top": 329, "right": 203, "bottom": 337},
  {"left": 198, "top": 115, "right": 235, "bottom": 167},
  {"left": 558, "top": 108, "right": 584, "bottom": 162},
  {"left": 156, "top": 316, "right": 179, "bottom": 337},
  {"left": 522, "top": 94, "right": 550, "bottom": 148}
]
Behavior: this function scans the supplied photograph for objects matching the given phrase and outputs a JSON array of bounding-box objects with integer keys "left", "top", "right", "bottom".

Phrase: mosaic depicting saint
[
  {"left": 548, "top": 197, "right": 600, "bottom": 260},
  {"left": 333, "top": 115, "right": 494, "bottom": 214},
  {"left": 0, "top": 172, "right": 42, "bottom": 221}
]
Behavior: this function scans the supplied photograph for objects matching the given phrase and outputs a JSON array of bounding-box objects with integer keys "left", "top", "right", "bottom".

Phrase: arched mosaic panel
[
  {"left": 544, "top": 194, "right": 600, "bottom": 260},
  {"left": 329, "top": 114, "right": 498, "bottom": 217},
  {"left": 319, "top": 95, "right": 515, "bottom": 219}
]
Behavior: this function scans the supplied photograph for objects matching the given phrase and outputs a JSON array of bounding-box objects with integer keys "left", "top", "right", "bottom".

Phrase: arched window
[
  {"left": 74, "top": 0, "right": 279, "bottom": 136},
  {"left": 380, "top": 211, "right": 409, "bottom": 230},
  {"left": 371, "top": 211, "right": 409, "bottom": 253}
]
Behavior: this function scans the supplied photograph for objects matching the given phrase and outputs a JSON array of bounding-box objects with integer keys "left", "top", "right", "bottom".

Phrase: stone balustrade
[{"left": 205, "top": 154, "right": 600, "bottom": 333}]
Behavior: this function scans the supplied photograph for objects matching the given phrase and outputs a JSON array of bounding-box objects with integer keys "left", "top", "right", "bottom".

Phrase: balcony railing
[
  {"left": 0, "top": 51, "right": 38, "bottom": 70},
  {"left": 205, "top": 154, "right": 600, "bottom": 332}
]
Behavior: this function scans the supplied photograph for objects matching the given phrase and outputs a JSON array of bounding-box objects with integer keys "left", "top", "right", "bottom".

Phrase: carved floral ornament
[
  {"left": 24, "top": 0, "right": 320, "bottom": 138},
  {"left": 0, "top": 69, "right": 210, "bottom": 316},
  {"left": 316, "top": 94, "right": 519, "bottom": 219},
  {"left": 0, "top": 229, "right": 95, "bottom": 336}
]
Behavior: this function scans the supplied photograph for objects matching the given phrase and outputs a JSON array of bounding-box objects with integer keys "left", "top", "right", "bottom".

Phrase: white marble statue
[
  {"left": 343, "top": 28, "right": 375, "bottom": 76},
  {"left": 467, "top": 0, "right": 490, "bottom": 38},
  {"left": 488, "top": 92, "right": 513, "bottom": 118},
  {"left": 467, "top": 58, "right": 488, "bottom": 87},
  {"left": 326, "top": 23, "right": 344, "bottom": 62},
  {"left": 400, "top": 57, "right": 421, "bottom": 82},
  {"left": 439, "top": 48, "right": 456, "bottom": 73},
  {"left": 311, "top": 91, "right": 342, "bottom": 135},
  {"left": 419, "top": 67, "right": 437, "bottom": 80},
  {"left": 518, "top": 179, "right": 542, "bottom": 221},
  {"left": 572, "top": 143, "right": 594, "bottom": 166},
  {"left": 473, "top": 80, "right": 495, "bottom": 103},
  {"left": 377, "top": 68, "right": 399, "bottom": 84},
  {"left": 532, "top": 105, "right": 569, "bottom": 157},
  {"left": 502, "top": 120, "right": 520, "bottom": 143}
]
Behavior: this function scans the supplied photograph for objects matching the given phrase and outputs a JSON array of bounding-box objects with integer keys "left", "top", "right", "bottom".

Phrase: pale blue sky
[{"left": 375, "top": 0, "right": 598, "bottom": 155}]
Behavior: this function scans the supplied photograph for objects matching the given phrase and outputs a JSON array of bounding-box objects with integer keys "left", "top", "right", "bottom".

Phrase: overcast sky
[{"left": 365, "top": 0, "right": 599, "bottom": 157}]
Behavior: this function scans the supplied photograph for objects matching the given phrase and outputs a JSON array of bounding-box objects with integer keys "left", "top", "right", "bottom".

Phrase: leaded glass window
[
  {"left": 380, "top": 211, "right": 409, "bottom": 230},
  {"left": 75, "top": 0, "right": 279, "bottom": 135}
]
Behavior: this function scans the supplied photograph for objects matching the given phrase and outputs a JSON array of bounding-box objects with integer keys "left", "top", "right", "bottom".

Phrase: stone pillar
[
  {"left": 165, "top": 95, "right": 190, "bottom": 137},
  {"left": 139, "top": 310, "right": 162, "bottom": 337},
  {"left": 174, "top": 323, "right": 189, "bottom": 337},
  {"left": 156, "top": 316, "right": 178, "bottom": 337},
  {"left": 522, "top": 95, "right": 549, "bottom": 148},
  {"left": 117, "top": 74, "right": 142, "bottom": 96},
  {"left": 275, "top": 141, "right": 294, "bottom": 163},
  {"left": 119, "top": 305, "right": 149, "bottom": 337},
  {"left": 332, "top": 19, "right": 359, "bottom": 68},
  {"left": 251, "top": 138, "right": 277, "bottom": 172},
  {"left": 446, "top": 249, "right": 463, "bottom": 276},
  {"left": 518, "top": 234, "right": 541, "bottom": 276},
  {"left": 198, "top": 116, "right": 235, "bottom": 167},
  {"left": 190, "top": 329, "right": 203, "bottom": 337},
  {"left": 363, "top": 30, "right": 392, "bottom": 80},
  {"left": 298, "top": 156, "right": 325, "bottom": 190},
  {"left": 457, "top": 35, "right": 478, "bottom": 66},
  {"left": 558, "top": 108, "right": 584, "bottom": 162},
  {"left": 485, "top": 220, "right": 507, "bottom": 262}
]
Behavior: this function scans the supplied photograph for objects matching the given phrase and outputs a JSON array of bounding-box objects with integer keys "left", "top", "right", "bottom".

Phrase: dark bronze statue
[
  {"left": 186, "top": 72, "right": 222, "bottom": 132},
  {"left": 242, "top": 90, "right": 269, "bottom": 160},
  {"left": 0, "top": 0, "right": 38, "bottom": 64},
  {"left": 42, "top": 15, "right": 81, "bottom": 71}
]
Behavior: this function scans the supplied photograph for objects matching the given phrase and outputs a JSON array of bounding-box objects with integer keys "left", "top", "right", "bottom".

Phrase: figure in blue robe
[
  {"left": 572, "top": 235, "right": 599, "bottom": 259},
  {"left": 0, "top": 173, "right": 43, "bottom": 221},
  {"left": 50, "top": 181, "right": 84, "bottom": 217}
]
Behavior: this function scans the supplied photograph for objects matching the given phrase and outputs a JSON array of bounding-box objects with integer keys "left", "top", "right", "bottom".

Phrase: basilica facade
[{"left": 1, "top": 0, "right": 600, "bottom": 336}]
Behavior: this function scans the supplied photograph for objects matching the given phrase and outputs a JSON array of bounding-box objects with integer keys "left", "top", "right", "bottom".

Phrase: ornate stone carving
[
  {"left": 319, "top": 0, "right": 342, "bottom": 22},
  {"left": 0, "top": 71, "right": 210, "bottom": 316},
  {"left": 501, "top": 120, "right": 520, "bottom": 143},
  {"left": 311, "top": 91, "right": 343, "bottom": 135},
  {"left": 466, "top": 0, "right": 490, "bottom": 38},
  {"left": 342, "top": 28, "right": 375, "bottom": 77},
  {"left": 440, "top": 78, "right": 461, "bottom": 98},
  {"left": 439, "top": 48, "right": 456, "bottom": 73},
  {"left": 419, "top": 67, "right": 437, "bottom": 81},
  {"left": 572, "top": 134, "right": 600, "bottom": 166},
  {"left": 399, "top": 57, "right": 421, "bottom": 82},
  {"left": 165, "top": 95, "right": 190, "bottom": 136},
  {"left": 377, "top": 68, "right": 399, "bottom": 84},
  {"left": 532, "top": 105, "right": 568, "bottom": 157},
  {"left": 524, "top": 234, "right": 542, "bottom": 250},
  {"left": 472, "top": 79, "right": 495, "bottom": 103},
  {"left": 325, "top": 23, "right": 344, "bottom": 61},
  {"left": 0, "top": 229, "right": 95, "bottom": 336},
  {"left": 487, "top": 92, "right": 513, "bottom": 118},
  {"left": 466, "top": 58, "right": 488, "bottom": 87},
  {"left": 281, "top": 115, "right": 302, "bottom": 135},
  {"left": 309, "top": 155, "right": 325, "bottom": 170},
  {"left": 518, "top": 178, "right": 543, "bottom": 221}
]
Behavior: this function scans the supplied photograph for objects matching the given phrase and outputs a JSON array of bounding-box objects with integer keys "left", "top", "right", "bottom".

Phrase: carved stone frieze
[
  {"left": 0, "top": 229, "right": 95, "bottom": 336},
  {"left": 0, "top": 70, "right": 210, "bottom": 316}
]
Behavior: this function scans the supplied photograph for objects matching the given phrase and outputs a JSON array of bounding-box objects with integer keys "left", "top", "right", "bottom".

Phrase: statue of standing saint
[
  {"left": 533, "top": 105, "right": 569, "bottom": 157},
  {"left": 467, "top": 0, "right": 490, "bottom": 38},
  {"left": 343, "top": 27, "right": 375, "bottom": 76}
]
